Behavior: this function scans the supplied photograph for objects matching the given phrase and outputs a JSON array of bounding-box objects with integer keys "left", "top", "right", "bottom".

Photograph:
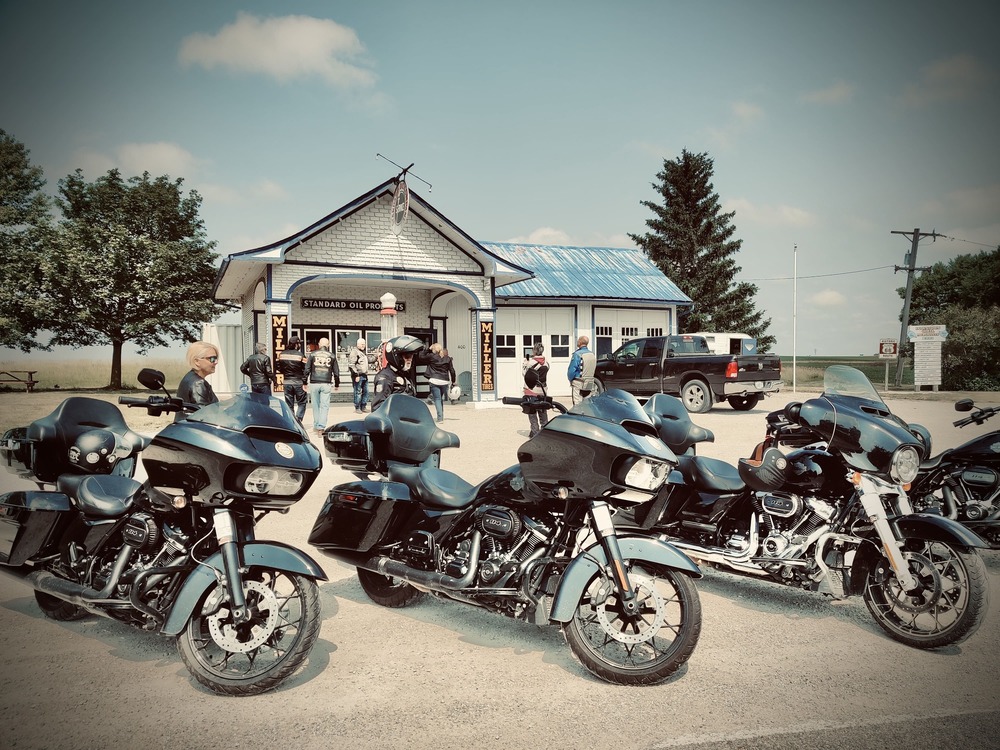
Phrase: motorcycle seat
[
  {"left": 679, "top": 455, "right": 746, "bottom": 493},
  {"left": 58, "top": 474, "right": 143, "bottom": 517},
  {"left": 387, "top": 465, "right": 477, "bottom": 509},
  {"left": 919, "top": 448, "right": 953, "bottom": 471}
]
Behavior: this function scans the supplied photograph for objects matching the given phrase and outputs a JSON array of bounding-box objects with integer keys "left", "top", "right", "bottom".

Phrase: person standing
[
  {"left": 371, "top": 335, "right": 424, "bottom": 412},
  {"left": 421, "top": 342, "right": 456, "bottom": 423},
  {"left": 276, "top": 336, "right": 308, "bottom": 424},
  {"left": 176, "top": 341, "right": 220, "bottom": 420},
  {"left": 239, "top": 342, "right": 277, "bottom": 395},
  {"left": 305, "top": 337, "right": 340, "bottom": 435},
  {"left": 567, "top": 335, "right": 597, "bottom": 405},
  {"left": 347, "top": 338, "right": 370, "bottom": 414},
  {"left": 522, "top": 342, "right": 549, "bottom": 438}
]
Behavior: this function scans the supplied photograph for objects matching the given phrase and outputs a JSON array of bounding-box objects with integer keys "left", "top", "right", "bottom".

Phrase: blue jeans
[
  {"left": 429, "top": 382, "right": 448, "bottom": 421},
  {"left": 284, "top": 384, "right": 307, "bottom": 423},
  {"left": 311, "top": 382, "right": 332, "bottom": 429},
  {"left": 353, "top": 374, "right": 369, "bottom": 410}
]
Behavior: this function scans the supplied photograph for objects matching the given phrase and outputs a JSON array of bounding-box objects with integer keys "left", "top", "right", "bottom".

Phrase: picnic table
[{"left": 0, "top": 370, "right": 38, "bottom": 392}]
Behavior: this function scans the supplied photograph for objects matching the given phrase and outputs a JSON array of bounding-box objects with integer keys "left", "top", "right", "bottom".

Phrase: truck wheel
[
  {"left": 591, "top": 378, "right": 606, "bottom": 396},
  {"left": 681, "top": 380, "right": 713, "bottom": 413},
  {"left": 727, "top": 394, "right": 760, "bottom": 411}
]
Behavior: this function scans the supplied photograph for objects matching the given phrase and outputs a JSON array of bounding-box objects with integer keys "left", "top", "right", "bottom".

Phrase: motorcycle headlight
[
  {"left": 622, "top": 457, "right": 671, "bottom": 492},
  {"left": 243, "top": 466, "right": 305, "bottom": 496},
  {"left": 890, "top": 445, "right": 920, "bottom": 485}
]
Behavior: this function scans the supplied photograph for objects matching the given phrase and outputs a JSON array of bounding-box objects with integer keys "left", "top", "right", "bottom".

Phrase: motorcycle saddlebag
[
  {"left": 322, "top": 419, "right": 374, "bottom": 473},
  {"left": 0, "top": 491, "right": 71, "bottom": 566},
  {"left": 1, "top": 428, "right": 34, "bottom": 480},
  {"left": 308, "top": 480, "right": 417, "bottom": 553}
]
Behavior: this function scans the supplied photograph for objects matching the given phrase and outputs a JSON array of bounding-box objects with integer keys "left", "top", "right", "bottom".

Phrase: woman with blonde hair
[{"left": 177, "top": 340, "right": 221, "bottom": 409}]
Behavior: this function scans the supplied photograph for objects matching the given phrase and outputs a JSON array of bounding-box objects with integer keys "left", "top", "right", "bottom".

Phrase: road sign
[{"left": 878, "top": 338, "right": 897, "bottom": 359}]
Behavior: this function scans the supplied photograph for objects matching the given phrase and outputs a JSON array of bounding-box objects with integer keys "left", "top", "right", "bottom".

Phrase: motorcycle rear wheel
[
  {"left": 863, "top": 540, "right": 989, "bottom": 649},
  {"left": 177, "top": 568, "right": 321, "bottom": 696},
  {"left": 563, "top": 563, "right": 701, "bottom": 686},
  {"left": 357, "top": 568, "right": 426, "bottom": 608},
  {"left": 34, "top": 590, "right": 90, "bottom": 621}
]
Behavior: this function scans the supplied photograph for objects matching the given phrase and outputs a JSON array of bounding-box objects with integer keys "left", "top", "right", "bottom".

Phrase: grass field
[
  {"left": 780, "top": 355, "right": 914, "bottom": 389},
  {"left": 0, "top": 357, "right": 191, "bottom": 392}
]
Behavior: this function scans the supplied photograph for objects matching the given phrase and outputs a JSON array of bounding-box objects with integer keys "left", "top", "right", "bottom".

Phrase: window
[
  {"left": 621, "top": 326, "right": 639, "bottom": 338},
  {"left": 522, "top": 333, "right": 543, "bottom": 359},
  {"left": 496, "top": 334, "right": 517, "bottom": 358},
  {"left": 647, "top": 327, "right": 663, "bottom": 337},
  {"left": 595, "top": 325, "right": 612, "bottom": 336},
  {"left": 550, "top": 334, "right": 570, "bottom": 358}
]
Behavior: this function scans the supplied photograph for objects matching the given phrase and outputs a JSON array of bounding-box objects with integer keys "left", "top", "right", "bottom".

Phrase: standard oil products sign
[{"left": 301, "top": 298, "right": 406, "bottom": 312}]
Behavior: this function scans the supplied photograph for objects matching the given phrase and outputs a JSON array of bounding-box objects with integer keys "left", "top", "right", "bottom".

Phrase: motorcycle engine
[
  {"left": 462, "top": 506, "right": 552, "bottom": 586},
  {"left": 755, "top": 492, "right": 835, "bottom": 559}
]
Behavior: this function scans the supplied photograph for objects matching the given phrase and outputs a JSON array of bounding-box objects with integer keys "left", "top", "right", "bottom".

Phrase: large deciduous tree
[
  {"left": 0, "top": 129, "right": 52, "bottom": 350},
  {"left": 904, "top": 247, "right": 1000, "bottom": 390},
  {"left": 45, "top": 169, "right": 225, "bottom": 388},
  {"left": 630, "top": 149, "right": 775, "bottom": 352}
]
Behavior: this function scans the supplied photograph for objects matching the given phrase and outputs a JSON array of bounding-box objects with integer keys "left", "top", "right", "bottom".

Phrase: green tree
[
  {"left": 629, "top": 149, "right": 775, "bottom": 351},
  {"left": 43, "top": 169, "right": 225, "bottom": 388},
  {"left": 903, "top": 247, "right": 1000, "bottom": 390},
  {"left": 0, "top": 129, "right": 53, "bottom": 350}
]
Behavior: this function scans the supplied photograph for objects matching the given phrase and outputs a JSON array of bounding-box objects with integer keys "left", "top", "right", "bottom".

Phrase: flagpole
[{"left": 792, "top": 243, "right": 797, "bottom": 393}]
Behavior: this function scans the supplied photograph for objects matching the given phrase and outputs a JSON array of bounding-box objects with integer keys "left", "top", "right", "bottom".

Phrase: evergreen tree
[
  {"left": 629, "top": 149, "right": 775, "bottom": 352},
  {"left": 0, "top": 129, "right": 53, "bottom": 350}
]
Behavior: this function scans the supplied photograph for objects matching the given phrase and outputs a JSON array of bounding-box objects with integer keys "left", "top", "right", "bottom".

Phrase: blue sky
[{"left": 2, "top": 0, "right": 997, "bottom": 360}]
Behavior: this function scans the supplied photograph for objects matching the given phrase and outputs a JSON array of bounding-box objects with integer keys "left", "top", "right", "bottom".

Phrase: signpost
[
  {"left": 907, "top": 325, "right": 947, "bottom": 391},
  {"left": 878, "top": 338, "right": 897, "bottom": 390}
]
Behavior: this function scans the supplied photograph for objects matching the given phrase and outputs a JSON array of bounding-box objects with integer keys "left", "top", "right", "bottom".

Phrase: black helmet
[
  {"left": 384, "top": 335, "right": 424, "bottom": 373},
  {"left": 738, "top": 444, "right": 788, "bottom": 491},
  {"left": 67, "top": 429, "right": 121, "bottom": 474}
]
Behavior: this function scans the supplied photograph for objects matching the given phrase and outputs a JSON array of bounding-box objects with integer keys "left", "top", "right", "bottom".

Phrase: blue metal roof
[{"left": 482, "top": 242, "right": 692, "bottom": 305}]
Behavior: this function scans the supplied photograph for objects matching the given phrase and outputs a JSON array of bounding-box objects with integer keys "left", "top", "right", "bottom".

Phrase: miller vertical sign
[
  {"left": 270, "top": 314, "right": 288, "bottom": 393},
  {"left": 479, "top": 321, "right": 495, "bottom": 392}
]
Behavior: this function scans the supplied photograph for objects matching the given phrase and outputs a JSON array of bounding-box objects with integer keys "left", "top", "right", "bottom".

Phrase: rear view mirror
[
  {"left": 138, "top": 368, "right": 165, "bottom": 391},
  {"left": 954, "top": 399, "right": 974, "bottom": 413}
]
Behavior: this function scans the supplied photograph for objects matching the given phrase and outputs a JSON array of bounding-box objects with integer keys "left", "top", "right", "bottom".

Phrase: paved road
[{"left": 2, "top": 394, "right": 999, "bottom": 750}]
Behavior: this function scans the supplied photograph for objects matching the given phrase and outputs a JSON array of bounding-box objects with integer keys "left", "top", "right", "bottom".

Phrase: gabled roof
[
  {"left": 213, "top": 179, "right": 533, "bottom": 300},
  {"left": 484, "top": 242, "right": 692, "bottom": 305}
]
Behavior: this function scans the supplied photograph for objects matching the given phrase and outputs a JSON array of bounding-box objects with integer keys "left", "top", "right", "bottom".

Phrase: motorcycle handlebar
[
  {"left": 118, "top": 395, "right": 194, "bottom": 413},
  {"left": 501, "top": 396, "right": 569, "bottom": 414},
  {"left": 954, "top": 405, "right": 999, "bottom": 428}
]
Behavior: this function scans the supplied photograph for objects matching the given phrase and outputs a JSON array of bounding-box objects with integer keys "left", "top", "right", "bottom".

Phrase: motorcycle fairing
[{"left": 893, "top": 513, "right": 990, "bottom": 549}]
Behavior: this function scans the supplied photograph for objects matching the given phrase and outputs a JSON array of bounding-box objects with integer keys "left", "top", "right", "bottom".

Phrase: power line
[
  {"left": 743, "top": 264, "right": 894, "bottom": 282},
  {"left": 937, "top": 233, "right": 997, "bottom": 249}
]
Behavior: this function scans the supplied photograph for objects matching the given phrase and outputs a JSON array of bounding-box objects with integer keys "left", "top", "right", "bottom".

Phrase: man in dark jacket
[
  {"left": 239, "top": 342, "right": 278, "bottom": 395},
  {"left": 305, "top": 337, "right": 340, "bottom": 434},
  {"left": 276, "top": 337, "right": 308, "bottom": 424}
]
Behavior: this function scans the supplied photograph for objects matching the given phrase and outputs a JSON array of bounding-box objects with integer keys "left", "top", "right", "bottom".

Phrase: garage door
[{"left": 495, "top": 307, "right": 573, "bottom": 398}]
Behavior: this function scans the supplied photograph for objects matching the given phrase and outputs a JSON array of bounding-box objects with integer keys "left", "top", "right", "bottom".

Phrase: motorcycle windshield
[
  {"left": 568, "top": 388, "right": 658, "bottom": 429},
  {"left": 184, "top": 392, "right": 304, "bottom": 433},
  {"left": 822, "top": 365, "right": 886, "bottom": 404}
]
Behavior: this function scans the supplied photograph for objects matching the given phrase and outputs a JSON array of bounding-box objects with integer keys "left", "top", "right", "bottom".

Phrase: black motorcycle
[
  {"left": 910, "top": 399, "right": 1000, "bottom": 547},
  {"left": 626, "top": 365, "right": 990, "bottom": 649},
  {"left": 0, "top": 368, "right": 326, "bottom": 695},
  {"left": 309, "top": 390, "right": 703, "bottom": 686}
]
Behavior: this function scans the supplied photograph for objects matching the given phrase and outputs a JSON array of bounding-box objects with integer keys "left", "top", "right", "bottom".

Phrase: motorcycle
[
  {"left": 909, "top": 399, "right": 1000, "bottom": 547},
  {"left": 624, "top": 365, "right": 990, "bottom": 649},
  {"left": 309, "top": 389, "right": 703, "bottom": 685},
  {"left": 0, "top": 368, "right": 326, "bottom": 695}
]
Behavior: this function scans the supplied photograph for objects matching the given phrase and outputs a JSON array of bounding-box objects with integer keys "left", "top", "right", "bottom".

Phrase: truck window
[
  {"left": 641, "top": 338, "right": 664, "bottom": 359},
  {"left": 617, "top": 340, "right": 641, "bottom": 360}
]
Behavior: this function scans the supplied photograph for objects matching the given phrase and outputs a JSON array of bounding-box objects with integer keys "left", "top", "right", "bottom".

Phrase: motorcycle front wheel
[
  {"left": 563, "top": 563, "right": 701, "bottom": 686},
  {"left": 177, "top": 567, "right": 322, "bottom": 696},
  {"left": 863, "top": 540, "right": 989, "bottom": 649}
]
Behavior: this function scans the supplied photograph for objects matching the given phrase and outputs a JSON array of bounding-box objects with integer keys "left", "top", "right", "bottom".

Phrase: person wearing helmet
[{"left": 371, "top": 335, "right": 424, "bottom": 412}]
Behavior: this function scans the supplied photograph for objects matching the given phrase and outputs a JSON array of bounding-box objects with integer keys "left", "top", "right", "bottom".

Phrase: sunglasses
[{"left": 202, "top": 355, "right": 219, "bottom": 363}]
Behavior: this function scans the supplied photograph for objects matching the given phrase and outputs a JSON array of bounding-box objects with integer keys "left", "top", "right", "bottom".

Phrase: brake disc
[
  {"left": 206, "top": 579, "right": 280, "bottom": 652},
  {"left": 593, "top": 573, "right": 667, "bottom": 644}
]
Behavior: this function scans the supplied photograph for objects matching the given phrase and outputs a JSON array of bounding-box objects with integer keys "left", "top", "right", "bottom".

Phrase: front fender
[
  {"left": 548, "top": 536, "right": 701, "bottom": 623},
  {"left": 893, "top": 513, "right": 990, "bottom": 548},
  {"left": 160, "top": 541, "right": 327, "bottom": 636}
]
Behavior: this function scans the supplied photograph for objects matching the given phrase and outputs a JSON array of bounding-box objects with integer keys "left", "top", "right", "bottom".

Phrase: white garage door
[
  {"left": 594, "top": 308, "right": 672, "bottom": 358},
  {"left": 495, "top": 307, "right": 574, "bottom": 398}
]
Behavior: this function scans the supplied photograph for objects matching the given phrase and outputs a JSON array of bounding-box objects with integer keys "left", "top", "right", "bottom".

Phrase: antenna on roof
[{"left": 375, "top": 153, "right": 432, "bottom": 192}]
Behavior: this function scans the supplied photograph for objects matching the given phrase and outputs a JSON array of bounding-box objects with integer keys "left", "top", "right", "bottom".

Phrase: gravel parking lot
[{"left": 2, "top": 389, "right": 999, "bottom": 749}]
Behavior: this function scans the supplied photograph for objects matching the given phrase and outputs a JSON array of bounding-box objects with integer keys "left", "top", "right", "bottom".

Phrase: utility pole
[{"left": 891, "top": 227, "right": 937, "bottom": 387}]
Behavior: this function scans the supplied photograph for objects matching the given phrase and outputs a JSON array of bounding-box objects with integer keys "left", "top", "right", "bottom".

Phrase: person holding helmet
[{"left": 371, "top": 335, "right": 424, "bottom": 412}]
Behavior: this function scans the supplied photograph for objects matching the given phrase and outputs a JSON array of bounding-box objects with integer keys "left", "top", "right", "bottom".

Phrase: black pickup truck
[{"left": 593, "top": 334, "right": 782, "bottom": 413}]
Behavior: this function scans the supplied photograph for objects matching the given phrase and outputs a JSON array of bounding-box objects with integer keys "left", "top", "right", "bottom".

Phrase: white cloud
[
  {"left": 925, "top": 184, "right": 1000, "bottom": 223},
  {"left": 801, "top": 81, "right": 854, "bottom": 105},
  {"left": 725, "top": 198, "right": 816, "bottom": 227},
  {"left": 179, "top": 13, "right": 377, "bottom": 90},
  {"left": 810, "top": 289, "right": 848, "bottom": 307},
  {"left": 900, "top": 54, "right": 994, "bottom": 107},
  {"left": 504, "top": 227, "right": 572, "bottom": 245},
  {"left": 708, "top": 101, "right": 764, "bottom": 149},
  {"left": 72, "top": 142, "right": 203, "bottom": 180}
]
